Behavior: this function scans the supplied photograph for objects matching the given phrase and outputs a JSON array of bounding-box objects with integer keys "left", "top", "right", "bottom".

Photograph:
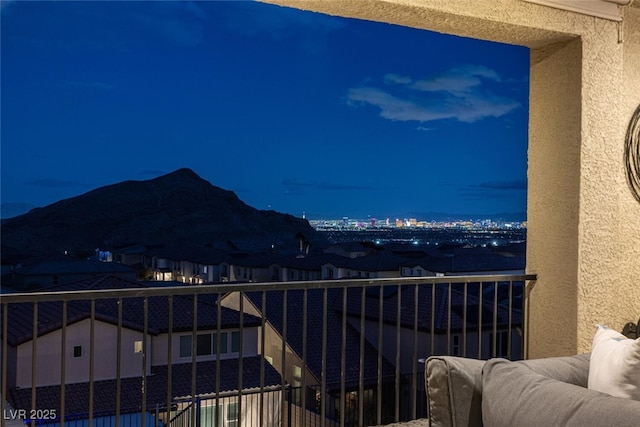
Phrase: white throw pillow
[{"left": 588, "top": 324, "right": 640, "bottom": 400}]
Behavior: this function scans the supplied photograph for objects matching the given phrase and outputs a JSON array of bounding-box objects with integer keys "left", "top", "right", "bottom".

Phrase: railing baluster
[
  {"left": 411, "top": 284, "right": 419, "bottom": 420},
  {"left": 89, "top": 300, "right": 95, "bottom": 427},
  {"left": 302, "top": 289, "right": 308, "bottom": 427},
  {"left": 430, "top": 284, "right": 436, "bottom": 357},
  {"left": 339, "top": 287, "right": 347, "bottom": 427},
  {"left": 116, "top": 298, "right": 122, "bottom": 427},
  {"left": 60, "top": 301, "right": 67, "bottom": 427},
  {"left": 216, "top": 293, "right": 221, "bottom": 427},
  {"left": 493, "top": 282, "right": 499, "bottom": 358},
  {"left": 377, "top": 284, "right": 383, "bottom": 426},
  {"left": 190, "top": 295, "right": 198, "bottom": 427},
  {"left": 447, "top": 283, "right": 452, "bottom": 356},
  {"left": 260, "top": 291, "right": 267, "bottom": 427},
  {"left": 395, "top": 284, "right": 401, "bottom": 422},
  {"left": 321, "top": 288, "right": 327, "bottom": 427},
  {"left": 280, "top": 290, "right": 287, "bottom": 427},
  {"left": 30, "top": 302, "right": 37, "bottom": 427},
  {"left": 142, "top": 297, "right": 149, "bottom": 427},
  {"left": 478, "top": 283, "right": 483, "bottom": 359},
  {"left": 167, "top": 296, "right": 173, "bottom": 426},
  {"left": 463, "top": 282, "right": 468, "bottom": 358},
  {"left": 507, "top": 282, "right": 513, "bottom": 360},
  {"left": 238, "top": 293, "right": 244, "bottom": 427},
  {"left": 358, "top": 286, "right": 366, "bottom": 427},
  {"left": 1, "top": 303, "right": 7, "bottom": 427}
]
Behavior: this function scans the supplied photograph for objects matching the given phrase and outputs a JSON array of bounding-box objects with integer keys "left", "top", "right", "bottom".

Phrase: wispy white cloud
[
  {"left": 384, "top": 73, "right": 413, "bottom": 85},
  {"left": 347, "top": 87, "right": 452, "bottom": 122},
  {"left": 411, "top": 65, "right": 499, "bottom": 94},
  {"left": 347, "top": 65, "right": 521, "bottom": 124}
]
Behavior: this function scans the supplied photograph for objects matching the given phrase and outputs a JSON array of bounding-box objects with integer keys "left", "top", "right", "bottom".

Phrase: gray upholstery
[
  {"left": 482, "top": 358, "right": 640, "bottom": 427},
  {"left": 425, "top": 356, "right": 485, "bottom": 427},
  {"left": 424, "top": 353, "right": 640, "bottom": 427},
  {"left": 515, "top": 352, "right": 590, "bottom": 387}
]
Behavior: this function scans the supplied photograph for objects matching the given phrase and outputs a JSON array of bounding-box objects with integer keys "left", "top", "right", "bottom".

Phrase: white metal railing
[{"left": 1, "top": 274, "right": 536, "bottom": 427}]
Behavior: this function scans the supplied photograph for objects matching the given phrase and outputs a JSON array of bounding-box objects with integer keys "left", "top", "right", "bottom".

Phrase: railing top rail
[{"left": 0, "top": 273, "right": 536, "bottom": 304}]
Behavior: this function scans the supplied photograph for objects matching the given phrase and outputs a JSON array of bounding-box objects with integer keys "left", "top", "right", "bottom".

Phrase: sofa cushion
[
  {"left": 588, "top": 324, "right": 640, "bottom": 400},
  {"left": 482, "top": 358, "right": 640, "bottom": 427},
  {"left": 517, "top": 352, "right": 590, "bottom": 387},
  {"left": 425, "top": 356, "right": 485, "bottom": 427}
]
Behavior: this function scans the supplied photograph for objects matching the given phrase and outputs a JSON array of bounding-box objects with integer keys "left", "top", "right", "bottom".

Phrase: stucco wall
[
  {"left": 618, "top": 3, "right": 640, "bottom": 345},
  {"left": 17, "top": 319, "right": 149, "bottom": 387},
  {"left": 261, "top": 0, "right": 640, "bottom": 357}
]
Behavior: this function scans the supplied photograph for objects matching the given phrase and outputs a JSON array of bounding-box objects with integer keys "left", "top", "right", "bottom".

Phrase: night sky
[{"left": 1, "top": 1, "right": 529, "bottom": 220}]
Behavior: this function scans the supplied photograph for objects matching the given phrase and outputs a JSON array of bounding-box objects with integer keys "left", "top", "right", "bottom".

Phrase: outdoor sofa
[{"left": 408, "top": 323, "right": 640, "bottom": 427}]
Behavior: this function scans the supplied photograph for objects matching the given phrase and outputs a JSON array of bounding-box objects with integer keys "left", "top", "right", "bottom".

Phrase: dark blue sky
[{"left": 1, "top": 1, "right": 529, "bottom": 220}]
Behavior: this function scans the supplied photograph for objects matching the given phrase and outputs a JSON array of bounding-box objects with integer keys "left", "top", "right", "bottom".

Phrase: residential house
[
  {"left": 323, "top": 242, "right": 380, "bottom": 259},
  {"left": 220, "top": 288, "right": 398, "bottom": 426},
  {"left": 3, "top": 275, "right": 282, "bottom": 427}
]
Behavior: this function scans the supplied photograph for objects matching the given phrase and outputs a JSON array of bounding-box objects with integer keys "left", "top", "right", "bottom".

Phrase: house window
[
  {"left": 73, "top": 345, "right": 82, "bottom": 358},
  {"left": 326, "top": 267, "right": 334, "bottom": 279},
  {"left": 200, "top": 404, "right": 221, "bottom": 427},
  {"left": 226, "top": 402, "right": 238, "bottom": 427},
  {"left": 231, "top": 331, "right": 240, "bottom": 353},
  {"left": 180, "top": 336, "right": 192, "bottom": 358},
  {"left": 213, "top": 332, "right": 228, "bottom": 354},
  {"left": 134, "top": 340, "right": 143, "bottom": 353},
  {"left": 197, "top": 334, "right": 212, "bottom": 356},
  {"left": 293, "top": 365, "right": 302, "bottom": 378},
  {"left": 180, "top": 331, "right": 240, "bottom": 358},
  {"left": 271, "top": 266, "right": 280, "bottom": 281},
  {"left": 180, "top": 334, "right": 214, "bottom": 358}
]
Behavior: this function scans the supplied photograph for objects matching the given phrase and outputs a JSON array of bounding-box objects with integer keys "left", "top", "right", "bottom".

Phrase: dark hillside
[{"left": 1, "top": 168, "right": 325, "bottom": 256}]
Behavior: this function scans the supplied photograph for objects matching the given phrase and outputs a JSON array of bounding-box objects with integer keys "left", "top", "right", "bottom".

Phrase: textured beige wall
[
  {"left": 262, "top": 0, "right": 640, "bottom": 357},
  {"left": 528, "top": 37, "right": 582, "bottom": 356}
]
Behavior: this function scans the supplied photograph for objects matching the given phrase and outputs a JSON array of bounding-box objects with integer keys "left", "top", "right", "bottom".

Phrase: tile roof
[
  {"left": 2, "top": 275, "right": 261, "bottom": 346},
  {"left": 243, "top": 288, "right": 396, "bottom": 389},
  {"left": 9, "top": 258, "right": 135, "bottom": 276},
  {"left": 341, "top": 282, "right": 523, "bottom": 334},
  {"left": 10, "top": 356, "right": 281, "bottom": 416}
]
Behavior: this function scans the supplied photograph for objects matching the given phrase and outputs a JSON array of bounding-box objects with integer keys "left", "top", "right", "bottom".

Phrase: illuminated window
[
  {"left": 293, "top": 365, "right": 302, "bottom": 378},
  {"left": 134, "top": 340, "right": 143, "bottom": 353},
  {"left": 226, "top": 403, "right": 238, "bottom": 427}
]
